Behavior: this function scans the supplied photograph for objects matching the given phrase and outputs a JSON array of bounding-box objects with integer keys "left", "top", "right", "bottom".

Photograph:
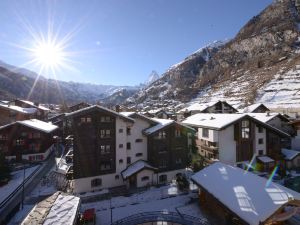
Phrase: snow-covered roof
[
  {"left": 143, "top": 118, "right": 174, "bottom": 135},
  {"left": 17, "top": 100, "right": 50, "bottom": 111},
  {"left": 191, "top": 162, "right": 300, "bottom": 225},
  {"left": 246, "top": 113, "right": 284, "bottom": 123},
  {"left": 122, "top": 160, "right": 157, "bottom": 179},
  {"left": 257, "top": 156, "right": 274, "bottom": 163},
  {"left": 242, "top": 103, "right": 269, "bottom": 113},
  {"left": 182, "top": 113, "right": 245, "bottom": 129},
  {"left": 119, "top": 111, "right": 136, "bottom": 117},
  {"left": 22, "top": 192, "right": 80, "bottom": 225},
  {"left": 177, "top": 101, "right": 218, "bottom": 114},
  {"left": 17, "top": 119, "right": 58, "bottom": 133},
  {"left": 0, "top": 104, "right": 37, "bottom": 114},
  {"left": 66, "top": 105, "right": 134, "bottom": 122},
  {"left": 282, "top": 148, "right": 300, "bottom": 160}
]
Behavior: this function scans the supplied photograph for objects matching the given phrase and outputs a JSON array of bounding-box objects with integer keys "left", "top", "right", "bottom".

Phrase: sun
[{"left": 33, "top": 42, "right": 64, "bottom": 68}]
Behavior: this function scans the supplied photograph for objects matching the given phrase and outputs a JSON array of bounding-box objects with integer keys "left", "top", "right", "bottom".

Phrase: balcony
[{"left": 196, "top": 139, "right": 219, "bottom": 153}]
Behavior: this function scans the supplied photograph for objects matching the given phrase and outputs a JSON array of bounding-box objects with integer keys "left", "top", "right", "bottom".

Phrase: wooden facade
[
  {"left": 13, "top": 99, "right": 48, "bottom": 121},
  {"left": 0, "top": 105, "right": 34, "bottom": 126},
  {"left": 68, "top": 108, "right": 128, "bottom": 179},
  {"left": 147, "top": 123, "right": 191, "bottom": 173},
  {"left": 0, "top": 123, "right": 57, "bottom": 162}
]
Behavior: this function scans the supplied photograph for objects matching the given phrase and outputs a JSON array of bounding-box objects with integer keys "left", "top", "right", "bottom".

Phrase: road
[{"left": 0, "top": 153, "right": 56, "bottom": 225}]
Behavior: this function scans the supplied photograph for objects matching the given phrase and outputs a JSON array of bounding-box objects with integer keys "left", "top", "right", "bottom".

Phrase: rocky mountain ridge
[{"left": 125, "top": 0, "right": 300, "bottom": 111}]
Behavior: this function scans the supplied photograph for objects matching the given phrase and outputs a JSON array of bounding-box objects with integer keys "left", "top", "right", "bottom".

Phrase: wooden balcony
[{"left": 196, "top": 139, "right": 219, "bottom": 153}]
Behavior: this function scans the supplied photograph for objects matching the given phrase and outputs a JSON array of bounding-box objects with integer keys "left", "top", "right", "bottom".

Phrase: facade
[
  {"left": 182, "top": 113, "right": 290, "bottom": 171},
  {"left": 12, "top": 99, "right": 50, "bottom": 121},
  {"left": 191, "top": 162, "right": 300, "bottom": 225},
  {"left": 290, "top": 120, "right": 300, "bottom": 150},
  {"left": 282, "top": 148, "right": 300, "bottom": 169},
  {"left": 0, "top": 119, "right": 58, "bottom": 162},
  {"left": 0, "top": 104, "right": 37, "bottom": 126},
  {"left": 66, "top": 106, "right": 194, "bottom": 193}
]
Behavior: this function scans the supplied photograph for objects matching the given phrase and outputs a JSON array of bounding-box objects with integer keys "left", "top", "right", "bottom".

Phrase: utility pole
[{"left": 21, "top": 163, "right": 26, "bottom": 210}]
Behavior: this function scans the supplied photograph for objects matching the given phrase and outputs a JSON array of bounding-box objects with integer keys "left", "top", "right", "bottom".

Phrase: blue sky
[{"left": 0, "top": 0, "right": 272, "bottom": 86}]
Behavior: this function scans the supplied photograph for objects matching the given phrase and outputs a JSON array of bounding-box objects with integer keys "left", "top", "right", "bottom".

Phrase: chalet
[
  {"left": 290, "top": 119, "right": 300, "bottom": 150},
  {"left": 68, "top": 102, "right": 90, "bottom": 112},
  {"left": 22, "top": 192, "right": 80, "bottom": 225},
  {"left": 0, "top": 104, "right": 37, "bottom": 126},
  {"left": 242, "top": 103, "right": 270, "bottom": 113},
  {"left": 65, "top": 106, "right": 194, "bottom": 193},
  {"left": 12, "top": 99, "right": 50, "bottom": 120},
  {"left": 0, "top": 119, "right": 58, "bottom": 162},
  {"left": 143, "top": 109, "right": 174, "bottom": 119},
  {"left": 282, "top": 148, "right": 300, "bottom": 169},
  {"left": 48, "top": 113, "right": 66, "bottom": 137},
  {"left": 177, "top": 100, "right": 238, "bottom": 121},
  {"left": 182, "top": 113, "right": 290, "bottom": 171},
  {"left": 191, "top": 162, "right": 300, "bottom": 225}
]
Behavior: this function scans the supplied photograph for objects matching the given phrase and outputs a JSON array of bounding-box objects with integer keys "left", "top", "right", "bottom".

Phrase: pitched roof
[
  {"left": 247, "top": 113, "right": 289, "bottom": 123},
  {"left": 22, "top": 192, "right": 80, "bottom": 225},
  {"left": 0, "top": 119, "right": 58, "bottom": 133},
  {"left": 66, "top": 105, "right": 134, "bottom": 123},
  {"left": 177, "top": 101, "right": 218, "bottom": 113},
  {"left": 191, "top": 162, "right": 300, "bottom": 225},
  {"left": 282, "top": 148, "right": 300, "bottom": 160},
  {"left": 242, "top": 103, "right": 269, "bottom": 113},
  {"left": 120, "top": 112, "right": 158, "bottom": 125},
  {"left": 182, "top": 113, "right": 290, "bottom": 137},
  {"left": 0, "top": 104, "right": 37, "bottom": 114},
  {"left": 17, "top": 100, "right": 50, "bottom": 111},
  {"left": 182, "top": 113, "right": 245, "bottom": 129},
  {"left": 121, "top": 160, "right": 157, "bottom": 179}
]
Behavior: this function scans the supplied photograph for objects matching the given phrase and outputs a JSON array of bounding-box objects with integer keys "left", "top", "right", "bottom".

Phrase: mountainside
[
  {"left": 0, "top": 63, "right": 139, "bottom": 105},
  {"left": 126, "top": 0, "right": 300, "bottom": 110},
  {"left": 126, "top": 41, "right": 225, "bottom": 109}
]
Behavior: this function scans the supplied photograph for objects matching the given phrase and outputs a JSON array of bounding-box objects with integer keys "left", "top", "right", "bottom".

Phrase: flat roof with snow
[{"left": 191, "top": 162, "right": 300, "bottom": 225}]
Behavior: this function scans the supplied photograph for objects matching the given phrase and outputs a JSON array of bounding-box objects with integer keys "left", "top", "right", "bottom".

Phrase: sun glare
[{"left": 33, "top": 42, "right": 64, "bottom": 68}]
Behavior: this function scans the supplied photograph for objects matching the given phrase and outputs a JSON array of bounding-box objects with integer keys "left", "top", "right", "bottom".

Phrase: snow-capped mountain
[
  {"left": 125, "top": 0, "right": 300, "bottom": 111},
  {"left": 144, "top": 70, "right": 160, "bottom": 86}
]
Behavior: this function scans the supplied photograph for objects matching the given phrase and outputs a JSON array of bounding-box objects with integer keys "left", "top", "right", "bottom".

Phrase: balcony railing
[{"left": 196, "top": 140, "right": 218, "bottom": 153}]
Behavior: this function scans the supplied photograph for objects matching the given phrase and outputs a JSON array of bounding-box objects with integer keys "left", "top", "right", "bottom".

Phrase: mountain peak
[{"left": 144, "top": 70, "right": 160, "bottom": 86}]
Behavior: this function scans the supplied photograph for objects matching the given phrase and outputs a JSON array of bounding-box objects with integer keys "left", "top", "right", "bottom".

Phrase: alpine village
[{"left": 4, "top": 0, "right": 300, "bottom": 225}]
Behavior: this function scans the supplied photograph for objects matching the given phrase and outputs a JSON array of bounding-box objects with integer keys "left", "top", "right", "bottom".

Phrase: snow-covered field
[
  {"left": 0, "top": 165, "right": 40, "bottom": 205},
  {"left": 81, "top": 183, "right": 207, "bottom": 225}
]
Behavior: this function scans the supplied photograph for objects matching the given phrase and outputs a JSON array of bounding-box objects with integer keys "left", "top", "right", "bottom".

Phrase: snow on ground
[
  {"left": 81, "top": 183, "right": 205, "bottom": 225},
  {"left": 0, "top": 165, "right": 40, "bottom": 204}
]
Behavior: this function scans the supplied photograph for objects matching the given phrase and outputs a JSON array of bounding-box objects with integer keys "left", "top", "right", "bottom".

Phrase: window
[
  {"left": 81, "top": 117, "right": 91, "bottom": 123},
  {"left": 257, "top": 125, "right": 263, "bottom": 133},
  {"left": 258, "top": 138, "right": 264, "bottom": 144},
  {"left": 126, "top": 127, "right": 131, "bottom": 135},
  {"left": 119, "top": 159, "right": 123, "bottom": 164},
  {"left": 159, "top": 174, "right": 167, "bottom": 183},
  {"left": 100, "top": 129, "right": 111, "bottom": 138},
  {"left": 115, "top": 175, "right": 119, "bottom": 180},
  {"left": 241, "top": 120, "right": 250, "bottom": 139},
  {"left": 136, "top": 153, "right": 143, "bottom": 157},
  {"left": 175, "top": 158, "right": 182, "bottom": 164},
  {"left": 0, "top": 134, "right": 7, "bottom": 140},
  {"left": 159, "top": 160, "right": 167, "bottom": 168},
  {"left": 126, "top": 142, "right": 131, "bottom": 150},
  {"left": 101, "top": 116, "right": 111, "bottom": 122},
  {"left": 175, "top": 129, "right": 181, "bottom": 137},
  {"left": 141, "top": 176, "right": 149, "bottom": 181},
  {"left": 100, "top": 162, "right": 111, "bottom": 171},
  {"left": 91, "top": 178, "right": 102, "bottom": 187},
  {"left": 119, "top": 144, "right": 123, "bottom": 148},
  {"left": 127, "top": 157, "right": 131, "bottom": 164},
  {"left": 119, "top": 129, "right": 123, "bottom": 133},
  {"left": 202, "top": 128, "right": 209, "bottom": 138},
  {"left": 100, "top": 145, "right": 111, "bottom": 154},
  {"left": 157, "top": 131, "right": 166, "bottom": 139},
  {"left": 135, "top": 139, "right": 143, "bottom": 143},
  {"left": 258, "top": 150, "right": 264, "bottom": 156},
  {"left": 15, "top": 139, "right": 25, "bottom": 146}
]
